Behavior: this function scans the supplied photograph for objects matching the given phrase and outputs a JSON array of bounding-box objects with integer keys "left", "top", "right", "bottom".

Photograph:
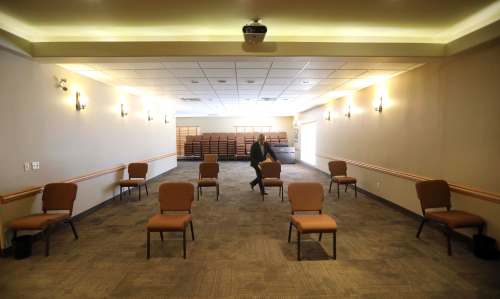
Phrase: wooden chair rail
[{"left": 0, "top": 152, "right": 176, "bottom": 204}]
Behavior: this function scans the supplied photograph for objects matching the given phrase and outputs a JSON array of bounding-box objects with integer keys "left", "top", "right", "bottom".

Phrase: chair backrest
[
  {"left": 158, "top": 182, "right": 194, "bottom": 212},
  {"left": 261, "top": 161, "right": 281, "bottom": 179},
  {"left": 328, "top": 160, "right": 347, "bottom": 176},
  {"left": 415, "top": 180, "right": 451, "bottom": 212},
  {"left": 288, "top": 182, "right": 324, "bottom": 212},
  {"left": 128, "top": 162, "right": 148, "bottom": 179},
  {"left": 42, "top": 183, "right": 78, "bottom": 215},
  {"left": 204, "top": 154, "right": 218, "bottom": 163},
  {"left": 199, "top": 162, "right": 219, "bottom": 179}
]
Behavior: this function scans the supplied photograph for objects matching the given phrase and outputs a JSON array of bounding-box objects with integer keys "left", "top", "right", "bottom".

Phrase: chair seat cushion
[
  {"left": 426, "top": 210, "right": 485, "bottom": 228},
  {"left": 147, "top": 214, "right": 192, "bottom": 232},
  {"left": 198, "top": 178, "right": 218, "bottom": 187},
  {"left": 290, "top": 214, "right": 337, "bottom": 233},
  {"left": 119, "top": 179, "right": 145, "bottom": 187},
  {"left": 263, "top": 178, "right": 283, "bottom": 187},
  {"left": 9, "top": 213, "right": 70, "bottom": 230},
  {"left": 333, "top": 176, "right": 356, "bottom": 184}
]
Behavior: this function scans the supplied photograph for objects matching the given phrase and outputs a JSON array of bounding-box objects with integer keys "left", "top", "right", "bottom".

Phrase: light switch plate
[
  {"left": 32, "top": 161, "right": 40, "bottom": 170},
  {"left": 24, "top": 162, "right": 30, "bottom": 172}
]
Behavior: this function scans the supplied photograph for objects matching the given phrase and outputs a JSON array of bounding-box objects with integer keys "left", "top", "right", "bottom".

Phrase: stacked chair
[
  {"left": 278, "top": 131, "right": 288, "bottom": 144},
  {"left": 210, "top": 134, "right": 219, "bottom": 155},
  {"left": 218, "top": 134, "right": 228, "bottom": 159},
  {"left": 192, "top": 136, "right": 202, "bottom": 159},
  {"left": 227, "top": 133, "right": 236, "bottom": 159},
  {"left": 236, "top": 134, "right": 246, "bottom": 159},
  {"left": 201, "top": 134, "right": 211, "bottom": 160},
  {"left": 184, "top": 136, "right": 194, "bottom": 157}
]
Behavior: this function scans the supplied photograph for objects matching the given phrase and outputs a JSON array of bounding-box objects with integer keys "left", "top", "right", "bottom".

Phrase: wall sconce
[
  {"left": 164, "top": 114, "right": 170, "bottom": 124},
  {"left": 345, "top": 105, "right": 351, "bottom": 118},
  {"left": 57, "top": 78, "right": 68, "bottom": 91},
  {"left": 75, "top": 91, "right": 86, "bottom": 111},
  {"left": 147, "top": 110, "right": 153, "bottom": 121},
  {"left": 120, "top": 104, "right": 128, "bottom": 117},
  {"left": 324, "top": 110, "right": 331, "bottom": 121},
  {"left": 374, "top": 96, "right": 383, "bottom": 113}
]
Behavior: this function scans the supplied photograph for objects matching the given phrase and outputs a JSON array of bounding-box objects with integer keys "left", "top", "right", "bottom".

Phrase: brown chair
[
  {"left": 197, "top": 162, "right": 220, "bottom": 201},
  {"left": 146, "top": 182, "right": 195, "bottom": 259},
  {"left": 288, "top": 182, "right": 337, "bottom": 261},
  {"left": 261, "top": 161, "right": 284, "bottom": 201},
  {"left": 415, "top": 180, "right": 485, "bottom": 256},
  {"left": 204, "top": 154, "right": 218, "bottom": 163},
  {"left": 8, "top": 183, "right": 79, "bottom": 257},
  {"left": 119, "top": 162, "right": 149, "bottom": 201},
  {"left": 328, "top": 160, "right": 357, "bottom": 199}
]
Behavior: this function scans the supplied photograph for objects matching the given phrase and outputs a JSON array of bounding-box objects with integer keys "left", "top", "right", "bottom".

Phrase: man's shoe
[
  {"left": 261, "top": 192, "right": 268, "bottom": 195},
  {"left": 250, "top": 183, "right": 255, "bottom": 191}
]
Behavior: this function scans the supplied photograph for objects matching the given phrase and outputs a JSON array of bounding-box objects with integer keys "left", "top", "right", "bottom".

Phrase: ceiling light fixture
[
  {"left": 246, "top": 80, "right": 255, "bottom": 84},
  {"left": 217, "top": 80, "right": 227, "bottom": 83},
  {"left": 191, "top": 80, "right": 199, "bottom": 84}
]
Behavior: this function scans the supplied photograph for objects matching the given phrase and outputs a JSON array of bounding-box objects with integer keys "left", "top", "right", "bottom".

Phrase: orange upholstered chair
[
  {"left": 197, "top": 162, "right": 220, "bottom": 201},
  {"left": 261, "top": 161, "right": 284, "bottom": 201},
  {"left": 415, "top": 180, "right": 485, "bottom": 256},
  {"left": 288, "top": 182, "right": 337, "bottom": 261},
  {"left": 328, "top": 160, "right": 357, "bottom": 199},
  {"left": 146, "top": 182, "right": 195, "bottom": 259},
  {"left": 204, "top": 154, "right": 218, "bottom": 163},
  {"left": 119, "top": 162, "right": 149, "bottom": 201},
  {"left": 8, "top": 183, "right": 79, "bottom": 256}
]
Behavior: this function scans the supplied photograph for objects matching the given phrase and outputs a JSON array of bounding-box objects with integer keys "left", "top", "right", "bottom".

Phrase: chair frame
[
  {"left": 261, "top": 162, "right": 284, "bottom": 202},
  {"left": 119, "top": 163, "right": 149, "bottom": 201},
  {"left": 10, "top": 183, "right": 79, "bottom": 257},
  {"left": 328, "top": 161, "right": 357, "bottom": 200},
  {"left": 415, "top": 180, "right": 484, "bottom": 256},
  {"left": 197, "top": 162, "right": 220, "bottom": 201}
]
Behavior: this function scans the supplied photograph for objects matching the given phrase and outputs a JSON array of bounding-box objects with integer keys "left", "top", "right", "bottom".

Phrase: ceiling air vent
[
  {"left": 180, "top": 97, "right": 201, "bottom": 102},
  {"left": 259, "top": 97, "right": 277, "bottom": 102}
]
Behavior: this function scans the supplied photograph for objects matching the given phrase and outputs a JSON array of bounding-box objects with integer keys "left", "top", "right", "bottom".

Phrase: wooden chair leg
[
  {"left": 416, "top": 219, "right": 426, "bottom": 238},
  {"left": 319, "top": 232, "right": 322, "bottom": 241},
  {"left": 160, "top": 232, "right": 164, "bottom": 241},
  {"left": 190, "top": 221, "right": 195, "bottom": 241},
  {"left": 197, "top": 186, "right": 200, "bottom": 201},
  {"left": 67, "top": 219, "right": 79, "bottom": 239},
  {"left": 147, "top": 231, "right": 150, "bottom": 259},
  {"left": 45, "top": 226, "right": 52, "bottom": 257},
  {"left": 354, "top": 183, "right": 357, "bottom": 198},
  {"left": 297, "top": 231, "right": 301, "bottom": 261},
  {"left": 288, "top": 222, "right": 292, "bottom": 243},
  {"left": 128, "top": 187, "right": 131, "bottom": 196},
  {"left": 138, "top": 185, "right": 141, "bottom": 201},
  {"left": 329, "top": 180, "right": 333, "bottom": 193},
  {"left": 183, "top": 229, "right": 187, "bottom": 259},
  {"left": 281, "top": 186, "right": 284, "bottom": 202},
  {"left": 337, "top": 183, "right": 340, "bottom": 199},
  {"left": 345, "top": 184, "right": 348, "bottom": 192},
  {"left": 145, "top": 183, "right": 149, "bottom": 196},
  {"left": 12, "top": 230, "right": 17, "bottom": 258},
  {"left": 333, "top": 231, "right": 336, "bottom": 260},
  {"left": 447, "top": 228, "right": 452, "bottom": 256},
  {"left": 216, "top": 184, "right": 219, "bottom": 201},
  {"left": 119, "top": 186, "right": 122, "bottom": 200}
]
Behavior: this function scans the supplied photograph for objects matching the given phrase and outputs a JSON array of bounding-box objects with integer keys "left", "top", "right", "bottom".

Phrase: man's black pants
[{"left": 250, "top": 165, "right": 264, "bottom": 194}]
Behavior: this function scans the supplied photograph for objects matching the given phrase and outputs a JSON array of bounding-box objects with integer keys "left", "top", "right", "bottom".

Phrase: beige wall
[
  {"left": 297, "top": 41, "right": 500, "bottom": 241},
  {"left": 176, "top": 116, "right": 294, "bottom": 143},
  {"left": 0, "top": 48, "right": 177, "bottom": 249}
]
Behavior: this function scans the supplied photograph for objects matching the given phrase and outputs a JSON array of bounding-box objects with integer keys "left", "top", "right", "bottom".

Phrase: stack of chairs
[
  {"left": 218, "top": 133, "right": 228, "bottom": 160},
  {"left": 245, "top": 133, "right": 254, "bottom": 156},
  {"left": 227, "top": 133, "right": 236, "bottom": 160},
  {"left": 184, "top": 136, "right": 194, "bottom": 157},
  {"left": 278, "top": 131, "right": 288, "bottom": 145},
  {"left": 192, "top": 136, "right": 202, "bottom": 158},
  {"left": 236, "top": 133, "right": 246, "bottom": 159},
  {"left": 210, "top": 134, "right": 219, "bottom": 154},
  {"left": 201, "top": 134, "right": 211, "bottom": 159},
  {"left": 269, "top": 132, "right": 279, "bottom": 145}
]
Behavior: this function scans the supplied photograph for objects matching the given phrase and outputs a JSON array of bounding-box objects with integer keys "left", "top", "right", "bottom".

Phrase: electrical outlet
[
  {"left": 32, "top": 161, "right": 40, "bottom": 170},
  {"left": 24, "top": 162, "right": 31, "bottom": 172}
]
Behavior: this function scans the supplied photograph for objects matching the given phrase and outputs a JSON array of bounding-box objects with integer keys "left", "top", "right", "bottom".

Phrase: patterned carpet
[{"left": 1, "top": 161, "right": 499, "bottom": 298}]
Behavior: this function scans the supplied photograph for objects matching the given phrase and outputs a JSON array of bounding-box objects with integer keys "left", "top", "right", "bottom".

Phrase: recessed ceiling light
[
  {"left": 246, "top": 80, "right": 255, "bottom": 84},
  {"left": 301, "top": 80, "right": 311, "bottom": 84},
  {"left": 191, "top": 80, "right": 199, "bottom": 84},
  {"left": 217, "top": 80, "right": 227, "bottom": 83},
  {"left": 180, "top": 97, "right": 201, "bottom": 102}
]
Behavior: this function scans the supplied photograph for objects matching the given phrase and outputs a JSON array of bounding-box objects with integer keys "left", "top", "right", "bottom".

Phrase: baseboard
[{"left": 0, "top": 166, "right": 176, "bottom": 257}]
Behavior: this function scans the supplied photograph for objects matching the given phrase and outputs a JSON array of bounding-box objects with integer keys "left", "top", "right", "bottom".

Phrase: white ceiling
[{"left": 59, "top": 58, "right": 423, "bottom": 117}]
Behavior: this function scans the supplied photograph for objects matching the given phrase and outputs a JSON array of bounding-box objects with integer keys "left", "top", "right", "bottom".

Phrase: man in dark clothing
[{"left": 250, "top": 134, "right": 278, "bottom": 195}]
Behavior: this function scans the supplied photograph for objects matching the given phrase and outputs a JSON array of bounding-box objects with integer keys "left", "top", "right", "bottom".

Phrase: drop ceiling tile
[
  {"left": 236, "top": 61, "right": 272, "bottom": 68},
  {"left": 179, "top": 78, "right": 210, "bottom": 84},
  {"left": 286, "top": 85, "right": 314, "bottom": 91},
  {"left": 358, "top": 70, "right": 399, "bottom": 79},
  {"left": 238, "top": 91, "right": 259, "bottom": 96},
  {"left": 260, "top": 91, "right": 281, "bottom": 97},
  {"left": 342, "top": 78, "right": 377, "bottom": 89},
  {"left": 268, "top": 69, "right": 302, "bottom": 78},
  {"left": 213, "top": 85, "right": 237, "bottom": 91},
  {"left": 162, "top": 85, "right": 188, "bottom": 91},
  {"left": 271, "top": 61, "right": 308, "bottom": 69},
  {"left": 329, "top": 69, "right": 367, "bottom": 78},
  {"left": 264, "top": 78, "right": 293, "bottom": 85},
  {"left": 238, "top": 84, "right": 262, "bottom": 90},
  {"left": 262, "top": 85, "right": 288, "bottom": 91},
  {"left": 318, "top": 78, "right": 348, "bottom": 85},
  {"left": 199, "top": 61, "right": 235, "bottom": 68},
  {"left": 173, "top": 69, "right": 205, "bottom": 77},
  {"left": 341, "top": 62, "right": 380, "bottom": 69},
  {"left": 163, "top": 62, "right": 200, "bottom": 68},
  {"left": 134, "top": 69, "right": 174, "bottom": 78},
  {"left": 237, "top": 77, "right": 265, "bottom": 85},
  {"left": 292, "top": 78, "right": 320, "bottom": 85},
  {"left": 297, "top": 69, "right": 333, "bottom": 78},
  {"left": 122, "top": 78, "right": 174, "bottom": 85},
  {"left": 203, "top": 68, "right": 236, "bottom": 77},
  {"left": 104, "top": 70, "right": 140, "bottom": 78},
  {"left": 237, "top": 69, "right": 269, "bottom": 77},
  {"left": 305, "top": 61, "right": 345, "bottom": 69},
  {"left": 187, "top": 85, "right": 213, "bottom": 92},
  {"left": 208, "top": 77, "right": 237, "bottom": 85},
  {"left": 374, "top": 62, "right": 420, "bottom": 70}
]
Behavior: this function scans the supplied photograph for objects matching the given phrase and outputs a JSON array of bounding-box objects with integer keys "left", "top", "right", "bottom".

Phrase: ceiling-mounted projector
[{"left": 242, "top": 19, "right": 267, "bottom": 43}]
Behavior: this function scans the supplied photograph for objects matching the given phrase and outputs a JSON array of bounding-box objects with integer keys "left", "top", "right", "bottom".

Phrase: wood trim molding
[
  {"left": 316, "top": 153, "right": 500, "bottom": 205},
  {"left": 0, "top": 152, "right": 176, "bottom": 204}
]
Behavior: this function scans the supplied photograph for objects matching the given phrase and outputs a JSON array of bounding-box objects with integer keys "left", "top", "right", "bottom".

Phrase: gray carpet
[{"left": 1, "top": 161, "right": 499, "bottom": 298}]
